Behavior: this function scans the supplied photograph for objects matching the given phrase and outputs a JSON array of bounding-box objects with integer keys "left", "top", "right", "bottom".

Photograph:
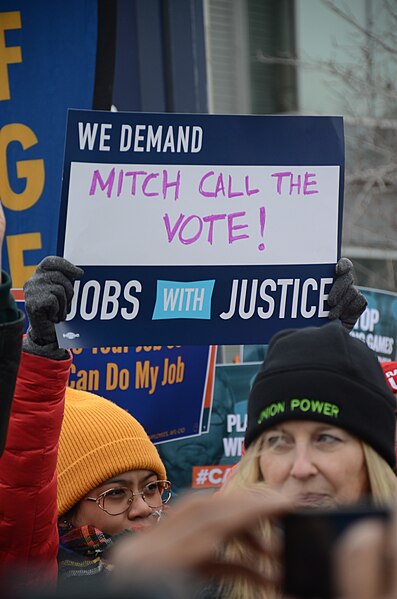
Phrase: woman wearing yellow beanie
[
  {"left": 57, "top": 386, "right": 170, "bottom": 582},
  {"left": 58, "top": 387, "right": 167, "bottom": 529}
]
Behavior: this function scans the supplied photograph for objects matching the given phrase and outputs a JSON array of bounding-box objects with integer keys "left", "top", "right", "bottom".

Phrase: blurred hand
[
  {"left": 113, "top": 488, "right": 292, "bottom": 589},
  {"left": 335, "top": 508, "right": 397, "bottom": 599}
]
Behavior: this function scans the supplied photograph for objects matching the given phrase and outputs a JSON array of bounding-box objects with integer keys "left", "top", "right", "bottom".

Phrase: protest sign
[
  {"left": 69, "top": 344, "right": 216, "bottom": 443},
  {"left": 157, "top": 361, "right": 257, "bottom": 494},
  {"left": 351, "top": 286, "right": 397, "bottom": 362},
  {"left": 57, "top": 110, "right": 344, "bottom": 347}
]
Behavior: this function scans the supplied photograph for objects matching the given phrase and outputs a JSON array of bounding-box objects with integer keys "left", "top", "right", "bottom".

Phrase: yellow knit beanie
[{"left": 57, "top": 387, "right": 167, "bottom": 516}]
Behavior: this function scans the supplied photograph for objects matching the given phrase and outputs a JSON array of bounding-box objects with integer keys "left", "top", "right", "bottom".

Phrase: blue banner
[{"left": 0, "top": 2, "right": 98, "bottom": 288}]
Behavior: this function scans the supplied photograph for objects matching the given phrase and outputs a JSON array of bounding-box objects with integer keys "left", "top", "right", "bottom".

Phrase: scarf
[
  {"left": 58, "top": 524, "right": 113, "bottom": 581},
  {"left": 58, "top": 525, "right": 134, "bottom": 582},
  {"left": 59, "top": 524, "right": 112, "bottom": 556}
]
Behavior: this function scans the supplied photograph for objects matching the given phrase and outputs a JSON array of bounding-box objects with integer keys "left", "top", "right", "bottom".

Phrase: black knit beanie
[{"left": 245, "top": 322, "right": 396, "bottom": 468}]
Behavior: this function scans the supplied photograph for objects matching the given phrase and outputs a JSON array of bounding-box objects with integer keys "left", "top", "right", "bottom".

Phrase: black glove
[
  {"left": 23, "top": 256, "right": 84, "bottom": 359},
  {"left": 327, "top": 257, "right": 367, "bottom": 331}
]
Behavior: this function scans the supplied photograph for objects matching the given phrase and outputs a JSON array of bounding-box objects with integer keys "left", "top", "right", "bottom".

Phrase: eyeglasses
[{"left": 86, "top": 480, "right": 172, "bottom": 515}]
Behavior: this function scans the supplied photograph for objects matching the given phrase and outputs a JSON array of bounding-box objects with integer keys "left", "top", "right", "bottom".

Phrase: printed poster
[
  {"left": 351, "top": 286, "right": 397, "bottom": 362},
  {"left": 69, "top": 344, "right": 217, "bottom": 443},
  {"left": 57, "top": 110, "right": 344, "bottom": 348},
  {"left": 157, "top": 360, "right": 257, "bottom": 494}
]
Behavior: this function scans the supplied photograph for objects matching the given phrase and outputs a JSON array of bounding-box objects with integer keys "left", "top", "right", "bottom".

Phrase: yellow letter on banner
[
  {"left": 0, "top": 123, "right": 45, "bottom": 210},
  {"left": 0, "top": 11, "right": 22, "bottom": 101},
  {"left": 6, "top": 232, "right": 42, "bottom": 287}
]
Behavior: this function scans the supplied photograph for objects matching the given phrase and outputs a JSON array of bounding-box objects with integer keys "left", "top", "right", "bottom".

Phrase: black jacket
[{"left": 0, "top": 271, "right": 25, "bottom": 456}]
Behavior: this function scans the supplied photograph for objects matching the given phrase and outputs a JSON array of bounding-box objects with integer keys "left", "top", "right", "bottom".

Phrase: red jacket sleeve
[{"left": 0, "top": 350, "right": 71, "bottom": 586}]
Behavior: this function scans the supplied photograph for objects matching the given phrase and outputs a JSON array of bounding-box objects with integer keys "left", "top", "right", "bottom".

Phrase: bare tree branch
[{"left": 322, "top": 0, "right": 397, "bottom": 55}]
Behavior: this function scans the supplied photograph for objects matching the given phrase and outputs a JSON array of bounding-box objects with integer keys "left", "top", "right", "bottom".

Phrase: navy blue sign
[
  {"left": 69, "top": 344, "right": 216, "bottom": 443},
  {"left": 57, "top": 110, "right": 344, "bottom": 347}
]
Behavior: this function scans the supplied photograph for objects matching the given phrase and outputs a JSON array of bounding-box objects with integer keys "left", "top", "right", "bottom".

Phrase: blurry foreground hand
[
  {"left": 113, "top": 489, "right": 291, "bottom": 591},
  {"left": 335, "top": 506, "right": 397, "bottom": 599}
]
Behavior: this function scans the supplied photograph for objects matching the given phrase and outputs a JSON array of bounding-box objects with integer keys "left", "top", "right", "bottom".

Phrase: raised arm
[
  {"left": 0, "top": 201, "right": 25, "bottom": 456},
  {"left": 0, "top": 256, "right": 82, "bottom": 588}
]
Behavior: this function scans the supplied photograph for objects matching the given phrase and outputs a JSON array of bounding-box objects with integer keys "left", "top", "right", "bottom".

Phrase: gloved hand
[
  {"left": 328, "top": 257, "right": 367, "bottom": 331},
  {"left": 23, "top": 256, "right": 84, "bottom": 359}
]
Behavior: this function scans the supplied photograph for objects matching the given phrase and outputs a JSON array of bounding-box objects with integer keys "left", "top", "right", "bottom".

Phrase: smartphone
[{"left": 282, "top": 505, "right": 389, "bottom": 599}]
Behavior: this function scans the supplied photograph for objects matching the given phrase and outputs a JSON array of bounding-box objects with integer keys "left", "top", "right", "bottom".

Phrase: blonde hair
[
  {"left": 363, "top": 442, "right": 397, "bottom": 504},
  {"left": 217, "top": 437, "right": 280, "bottom": 599},
  {"left": 216, "top": 434, "right": 397, "bottom": 599}
]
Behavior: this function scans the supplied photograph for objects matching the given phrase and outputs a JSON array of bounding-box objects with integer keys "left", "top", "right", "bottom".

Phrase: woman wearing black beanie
[{"left": 215, "top": 322, "right": 397, "bottom": 599}]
